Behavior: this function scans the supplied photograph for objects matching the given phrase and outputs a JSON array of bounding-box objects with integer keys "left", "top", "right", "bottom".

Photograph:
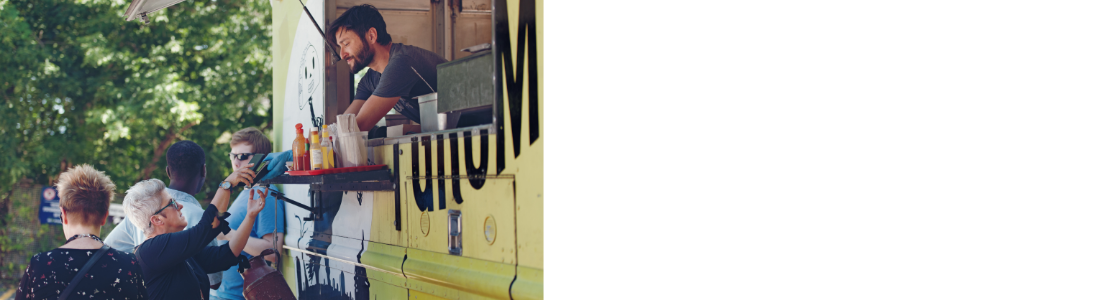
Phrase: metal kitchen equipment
[
  {"left": 436, "top": 49, "right": 494, "bottom": 130},
  {"left": 415, "top": 93, "right": 440, "bottom": 132}
]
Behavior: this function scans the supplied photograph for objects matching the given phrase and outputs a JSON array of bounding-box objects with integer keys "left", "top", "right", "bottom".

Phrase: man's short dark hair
[
  {"left": 327, "top": 4, "right": 392, "bottom": 47},
  {"left": 166, "top": 140, "right": 205, "bottom": 180}
]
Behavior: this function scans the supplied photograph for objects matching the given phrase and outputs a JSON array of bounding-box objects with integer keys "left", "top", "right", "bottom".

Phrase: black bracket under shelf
[
  {"left": 257, "top": 168, "right": 395, "bottom": 223},
  {"left": 258, "top": 169, "right": 393, "bottom": 186}
]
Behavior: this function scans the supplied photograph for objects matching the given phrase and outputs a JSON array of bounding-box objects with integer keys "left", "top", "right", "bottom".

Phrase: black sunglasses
[
  {"left": 230, "top": 153, "right": 256, "bottom": 161},
  {"left": 148, "top": 198, "right": 180, "bottom": 228}
]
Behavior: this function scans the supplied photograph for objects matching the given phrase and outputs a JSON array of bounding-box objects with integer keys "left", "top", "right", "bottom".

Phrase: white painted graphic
[
  {"left": 280, "top": 1, "right": 375, "bottom": 299},
  {"left": 297, "top": 44, "right": 320, "bottom": 111},
  {"left": 281, "top": 0, "right": 325, "bottom": 233}
]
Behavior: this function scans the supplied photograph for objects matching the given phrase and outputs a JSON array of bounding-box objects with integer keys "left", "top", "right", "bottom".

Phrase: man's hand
[
  {"left": 247, "top": 187, "right": 268, "bottom": 217},
  {"left": 225, "top": 163, "right": 256, "bottom": 187}
]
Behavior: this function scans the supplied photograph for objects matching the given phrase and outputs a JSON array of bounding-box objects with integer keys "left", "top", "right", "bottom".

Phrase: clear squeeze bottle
[
  {"left": 321, "top": 124, "right": 333, "bottom": 169},
  {"left": 327, "top": 125, "right": 341, "bottom": 168}
]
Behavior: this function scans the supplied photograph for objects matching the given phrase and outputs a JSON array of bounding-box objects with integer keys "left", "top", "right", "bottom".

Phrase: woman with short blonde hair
[{"left": 16, "top": 164, "right": 148, "bottom": 300}]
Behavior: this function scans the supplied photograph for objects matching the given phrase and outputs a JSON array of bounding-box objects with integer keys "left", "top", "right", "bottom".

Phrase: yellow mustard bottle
[{"left": 309, "top": 128, "right": 323, "bottom": 170}]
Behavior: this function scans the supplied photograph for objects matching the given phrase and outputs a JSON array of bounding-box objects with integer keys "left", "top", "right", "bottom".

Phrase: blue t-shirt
[{"left": 209, "top": 186, "right": 285, "bottom": 300}]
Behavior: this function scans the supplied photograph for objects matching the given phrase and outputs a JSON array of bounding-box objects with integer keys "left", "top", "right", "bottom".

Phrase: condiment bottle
[
  {"left": 327, "top": 125, "right": 341, "bottom": 168},
  {"left": 292, "top": 123, "right": 309, "bottom": 171},
  {"left": 310, "top": 128, "right": 323, "bottom": 170},
  {"left": 321, "top": 125, "right": 334, "bottom": 169}
]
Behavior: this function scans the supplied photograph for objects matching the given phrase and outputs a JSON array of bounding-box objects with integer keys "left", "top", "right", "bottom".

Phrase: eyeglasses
[
  {"left": 148, "top": 198, "right": 180, "bottom": 228},
  {"left": 230, "top": 153, "right": 255, "bottom": 161}
]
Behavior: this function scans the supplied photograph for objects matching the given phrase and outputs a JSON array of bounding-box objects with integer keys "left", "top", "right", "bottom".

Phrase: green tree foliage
[
  {"left": 0, "top": 0, "right": 273, "bottom": 199},
  {"left": 0, "top": 0, "right": 273, "bottom": 280}
]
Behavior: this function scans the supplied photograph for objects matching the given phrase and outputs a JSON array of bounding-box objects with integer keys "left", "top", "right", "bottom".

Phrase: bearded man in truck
[{"left": 328, "top": 4, "right": 449, "bottom": 135}]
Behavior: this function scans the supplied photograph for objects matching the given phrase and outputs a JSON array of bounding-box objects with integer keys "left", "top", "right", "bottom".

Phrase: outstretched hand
[{"left": 247, "top": 187, "right": 268, "bottom": 217}]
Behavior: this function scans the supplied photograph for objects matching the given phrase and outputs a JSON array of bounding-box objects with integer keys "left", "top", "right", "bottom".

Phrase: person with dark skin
[
  {"left": 103, "top": 141, "right": 281, "bottom": 290},
  {"left": 105, "top": 141, "right": 213, "bottom": 253}
]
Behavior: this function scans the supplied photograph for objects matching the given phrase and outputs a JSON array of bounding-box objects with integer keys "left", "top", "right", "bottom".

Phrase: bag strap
[
  {"left": 133, "top": 243, "right": 145, "bottom": 268},
  {"left": 182, "top": 259, "right": 206, "bottom": 300},
  {"left": 135, "top": 242, "right": 205, "bottom": 300},
  {"left": 59, "top": 245, "right": 111, "bottom": 300}
]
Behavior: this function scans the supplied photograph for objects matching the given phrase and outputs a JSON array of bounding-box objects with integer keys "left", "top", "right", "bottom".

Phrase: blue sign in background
[{"left": 39, "top": 186, "right": 62, "bottom": 225}]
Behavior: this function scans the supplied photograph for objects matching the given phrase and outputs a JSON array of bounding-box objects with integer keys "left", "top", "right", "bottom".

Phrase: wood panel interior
[{"left": 333, "top": 0, "right": 491, "bottom": 61}]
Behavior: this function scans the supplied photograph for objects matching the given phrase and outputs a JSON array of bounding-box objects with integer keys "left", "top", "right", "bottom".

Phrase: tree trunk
[
  {"left": 264, "top": 96, "right": 274, "bottom": 131},
  {"left": 140, "top": 122, "right": 196, "bottom": 180},
  {"left": 0, "top": 187, "right": 15, "bottom": 227}
]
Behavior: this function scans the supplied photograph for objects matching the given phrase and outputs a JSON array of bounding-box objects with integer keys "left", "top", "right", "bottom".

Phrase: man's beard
[{"left": 349, "top": 40, "right": 374, "bottom": 74}]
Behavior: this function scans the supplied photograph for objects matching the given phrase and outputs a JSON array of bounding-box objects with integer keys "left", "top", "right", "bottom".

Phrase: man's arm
[
  {"left": 344, "top": 99, "right": 365, "bottom": 117},
  {"left": 215, "top": 230, "right": 274, "bottom": 256},
  {"left": 261, "top": 232, "right": 285, "bottom": 264},
  {"left": 347, "top": 95, "right": 401, "bottom": 131},
  {"left": 228, "top": 216, "right": 257, "bottom": 256}
]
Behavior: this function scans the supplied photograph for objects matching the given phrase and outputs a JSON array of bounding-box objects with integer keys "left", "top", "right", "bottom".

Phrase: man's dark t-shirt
[
  {"left": 353, "top": 43, "right": 448, "bottom": 124},
  {"left": 135, "top": 204, "right": 237, "bottom": 300}
]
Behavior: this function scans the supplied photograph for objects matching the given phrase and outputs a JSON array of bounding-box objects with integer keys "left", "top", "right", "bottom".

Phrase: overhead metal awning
[{"left": 124, "top": 0, "right": 187, "bottom": 24}]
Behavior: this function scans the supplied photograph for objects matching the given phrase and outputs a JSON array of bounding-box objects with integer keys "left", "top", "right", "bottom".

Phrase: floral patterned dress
[{"left": 15, "top": 247, "right": 148, "bottom": 300}]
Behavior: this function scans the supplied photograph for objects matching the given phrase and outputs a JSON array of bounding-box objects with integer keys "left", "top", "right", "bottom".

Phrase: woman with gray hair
[{"left": 123, "top": 164, "right": 265, "bottom": 300}]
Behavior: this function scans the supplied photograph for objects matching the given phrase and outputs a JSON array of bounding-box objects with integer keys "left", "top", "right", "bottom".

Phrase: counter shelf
[
  {"left": 259, "top": 124, "right": 496, "bottom": 226},
  {"left": 257, "top": 167, "right": 394, "bottom": 223},
  {"left": 259, "top": 166, "right": 392, "bottom": 189}
]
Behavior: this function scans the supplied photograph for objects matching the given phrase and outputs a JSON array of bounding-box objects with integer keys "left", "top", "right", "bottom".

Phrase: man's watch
[{"left": 219, "top": 180, "right": 233, "bottom": 191}]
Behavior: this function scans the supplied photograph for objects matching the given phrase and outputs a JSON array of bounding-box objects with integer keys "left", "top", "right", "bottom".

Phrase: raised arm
[
  {"left": 215, "top": 185, "right": 285, "bottom": 263},
  {"left": 210, "top": 163, "right": 256, "bottom": 218},
  {"left": 138, "top": 204, "right": 229, "bottom": 275},
  {"left": 227, "top": 188, "right": 267, "bottom": 256}
]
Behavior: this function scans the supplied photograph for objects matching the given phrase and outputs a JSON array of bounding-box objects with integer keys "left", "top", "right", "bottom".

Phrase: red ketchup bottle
[{"left": 292, "top": 123, "right": 310, "bottom": 171}]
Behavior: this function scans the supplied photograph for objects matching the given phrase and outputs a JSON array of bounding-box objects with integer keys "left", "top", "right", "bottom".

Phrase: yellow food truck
[{"left": 125, "top": 0, "right": 540, "bottom": 298}]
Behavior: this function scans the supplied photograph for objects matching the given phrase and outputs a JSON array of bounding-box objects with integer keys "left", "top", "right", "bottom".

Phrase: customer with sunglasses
[
  {"left": 122, "top": 160, "right": 263, "bottom": 300},
  {"left": 16, "top": 165, "right": 148, "bottom": 300},
  {"left": 209, "top": 128, "right": 285, "bottom": 300}
]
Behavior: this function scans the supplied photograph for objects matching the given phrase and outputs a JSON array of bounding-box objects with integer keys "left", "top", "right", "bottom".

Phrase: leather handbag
[{"left": 241, "top": 248, "right": 296, "bottom": 300}]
